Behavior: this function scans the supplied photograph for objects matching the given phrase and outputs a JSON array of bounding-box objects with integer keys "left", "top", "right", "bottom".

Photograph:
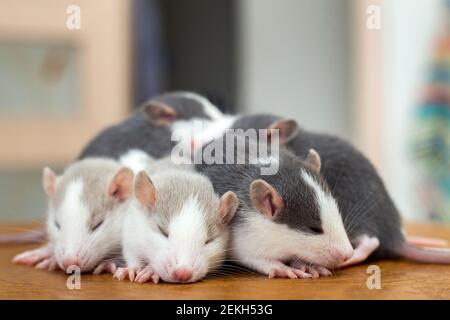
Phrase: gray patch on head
[
  {"left": 149, "top": 169, "right": 222, "bottom": 240},
  {"left": 52, "top": 158, "right": 122, "bottom": 228},
  {"left": 150, "top": 92, "right": 212, "bottom": 120}
]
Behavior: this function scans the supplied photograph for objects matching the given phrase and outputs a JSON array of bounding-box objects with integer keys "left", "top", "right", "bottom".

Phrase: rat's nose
[
  {"left": 331, "top": 247, "right": 353, "bottom": 264},
  {"left": 172, "top": 267, "right": 193, "bottom": 282},
  {"left": 62, "top": 257, "right": 80, "bottom": 269}
]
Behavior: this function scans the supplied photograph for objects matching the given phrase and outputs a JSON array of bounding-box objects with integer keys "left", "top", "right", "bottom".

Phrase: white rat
[
  {"left": 12, "top": 158, "right": 135, "bottom": 274},
  {"left": 113, "top": 151, "right": 239, "bottom": 283}
]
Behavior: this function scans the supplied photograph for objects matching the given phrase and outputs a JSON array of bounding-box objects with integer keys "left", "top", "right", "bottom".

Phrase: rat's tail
[
  {"left": 395, "top": 242, "right": 450, "bottom": 264},
  {"left": 0, "top": 228, "right": 46, "bottom": 245},
  {"left": 406, "top": 235, "right": 448, "bottom": 248}
]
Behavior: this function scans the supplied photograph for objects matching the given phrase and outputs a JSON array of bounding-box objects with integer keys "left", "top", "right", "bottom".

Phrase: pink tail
[
  {"left": 406, "top": 235, "right": 448, "bottom": 248},
  {"left": 397, "top": 242, "right": 450, "bottom": 264},
  {"left": 0, "top": 228, "right": 46, "bottom": 245}
]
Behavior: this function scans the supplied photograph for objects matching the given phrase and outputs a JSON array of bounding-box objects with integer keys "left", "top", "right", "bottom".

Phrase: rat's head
[
  {"left": 134, "top": 170, "right": 238, "bottom": 283},
  {"left": 247, "top": 149, "right": 353, "bottom": 268},
  {"left": 142, "top": 92, "right": 236, "bottom": 159},
  {"left": 42, "top": 159, "right": 134, "bottom": 272}
]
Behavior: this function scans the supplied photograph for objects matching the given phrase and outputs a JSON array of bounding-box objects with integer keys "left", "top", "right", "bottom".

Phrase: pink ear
[
  {"left": 218, "top": 191, "right": 239, "bottom": 225},
  {"left": 143, "top": 101, "right": 177, "bottom": 126},
  {"left": 305, "top": 149, "right": 321, "bottom": 173},
  {"left": 249, "top": 179, "right": 284, "bottom": 219},
  {"left": 267, "top": 119, "right": 299, "bottom": 144},
  {"left": 42, "top": 167, "right": 57, "bottom": 196},
  {"left": 134, "top": 171, "right": 157, "bottom": 208},
  {"left": 108, "top": 167, "right": 134, "bottom": 202}
]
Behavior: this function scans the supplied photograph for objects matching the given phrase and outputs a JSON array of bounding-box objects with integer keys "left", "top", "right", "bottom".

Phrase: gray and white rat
[
  {"left": 196, "top": 134, "right": 354, "bottom": 278},
  {"left": 13, "top": 158, "right": 135, "bottom": 274},
  {"left": 114, "top": 151, "right": 239, "bottom": 283},
  {"left": 79, "top": 91, "right": 233, "bottom": 160},
  {"left": 227, "top": 114, "right": 450, "bottom": 267}
]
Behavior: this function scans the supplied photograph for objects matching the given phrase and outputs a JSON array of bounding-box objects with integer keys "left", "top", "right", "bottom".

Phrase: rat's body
[
  {"left": 13, "top": 158, "right": 136, "bottom": 273},
  {"left": 196, "top": 134, "right": 354, "bottom": 278},
  {"left": 114, "top": 151, "right": 238, "bottom": 283},
  {"left": 228, "top": 114, "right": 450, "bottom": 266}
]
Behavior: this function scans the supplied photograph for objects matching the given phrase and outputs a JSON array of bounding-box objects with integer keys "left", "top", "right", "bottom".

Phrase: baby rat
[
  {"left": 114, "top": 151, "right": 239, "bottom": 283},
  {"left": 196, "top": 134, "right": 354, "bottom": 278},
  {"left": 13, "top": 158, "right": 135, "bottom": 274},
  {"left": 80, "top": 91, "right": 230, "bottom": 160},
  {"left": 229, "top": 114, "right": 450, "bottom": 266}
]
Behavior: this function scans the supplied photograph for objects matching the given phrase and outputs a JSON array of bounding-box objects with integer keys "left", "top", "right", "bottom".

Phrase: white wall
[
  {"left": 236, "top": 0, "right": 353, "bottom": 141},
  {"left": 383, "top": 0, "right": 441, "bottom": 220}
]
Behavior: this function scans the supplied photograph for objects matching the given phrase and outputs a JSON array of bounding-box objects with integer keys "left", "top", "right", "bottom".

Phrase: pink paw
[
  {"left": 113, "top": 267, "right": 141, "bottom": 282},
  {"left": 268, "top": 265, "right": 313, "bottom": 279},
  {"left": 35, "top": 257, "right": 58, "bottom": 271},
  {"left": 290, "top": 261, "right": 332, "bottom": 278},
  {"left": 93, "top": 261, "right": 118, "bottom": 275},
  {"left": 12, "top": 245, "right": 53, "bottom": 267},
  {"left": 134, "top": 265, "right": 159, "bottom": 284}
]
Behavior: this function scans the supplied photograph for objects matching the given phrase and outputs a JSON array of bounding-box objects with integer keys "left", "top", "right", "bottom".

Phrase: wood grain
[{"left": 0, "top": 223, "right": 449, "bottom": 300}]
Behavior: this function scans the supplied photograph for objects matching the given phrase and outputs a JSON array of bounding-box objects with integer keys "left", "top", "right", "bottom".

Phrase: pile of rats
[{"left": 1, "top": 91, "right": 449, "bottom": 284}]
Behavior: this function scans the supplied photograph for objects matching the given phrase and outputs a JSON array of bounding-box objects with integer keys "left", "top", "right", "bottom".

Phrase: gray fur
[
  {"left": 195, "top": 134, "right": 327, "bottom": 235},
  {"left": 52, "top": 158, "right": 121, "bottom": 229},
  {"left": 150, "top": 168, "right": 223, "bottom": 240},
  {"left": 230, "top": 114, "right": 405, "bottom": 259},
  {"left": 79, "top": 92, "right": 214, "bottom": 160}
]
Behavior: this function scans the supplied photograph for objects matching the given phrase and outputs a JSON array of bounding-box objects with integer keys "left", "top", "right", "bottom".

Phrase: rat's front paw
[
  {"left": 134, "top": 265, "right": 160, "bottom": 284},
  {"left": 93, "top": 260, "right": 120, "bottom": 275},
  {"left": 290, "top": 260, "right": 332, "bottom": 278},
  {"left": 12, "top": 245, "right": 53, "bottom": 268},
  {"left": 268, "top": 265, "right": 313, "bottom": 279}
]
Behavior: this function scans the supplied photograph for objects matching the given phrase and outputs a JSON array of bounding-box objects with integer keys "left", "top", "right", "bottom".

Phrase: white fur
[
  {"left": 231, "top": 171, "right": 353, "bottom": 273},
  {"left": 121, "top": 187, "right": 227, "bottom": 283},
  {"left": 119, "top": 149, "right": 153, "bottom": 174}
]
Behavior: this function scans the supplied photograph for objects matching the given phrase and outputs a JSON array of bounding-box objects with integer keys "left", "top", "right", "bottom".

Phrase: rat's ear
[
  {"left": 134, "top": 170, "right": 157, "bottom": 208},
  {"left": 108, "top": 167, "right": 134, "bottom": 202},
  {"left": 42, "top": 167, "right": 57, "bottom": 196},
  {"left": 267, "top": 119, "right": 299, "bottom": 144},
  {"left": 143, "top": 100, "right": 177, "bottom": 126},
  {"left": 218, "top": 191, "right": 239, "bottom": 225},
  {"left": 249, "top": 179, "right": 284, "bottom": 219},
  {"left": 305, "top": 149, "right": 321, "bottom": 173}
]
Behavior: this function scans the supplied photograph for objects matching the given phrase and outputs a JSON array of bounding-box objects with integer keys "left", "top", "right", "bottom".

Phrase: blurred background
[{"left": 0, "top": 0, "right": 448, "bottom": 223}]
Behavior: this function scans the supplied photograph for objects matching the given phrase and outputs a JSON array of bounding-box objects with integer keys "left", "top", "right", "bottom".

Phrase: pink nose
[
  {"left": 172, "top": 267, "right": 193, "bottom": 282},
  {"left": 62, "top": 257, "right": 80, "bottom": 269}
]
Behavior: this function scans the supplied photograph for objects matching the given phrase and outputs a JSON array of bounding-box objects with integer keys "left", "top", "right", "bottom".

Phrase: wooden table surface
[{"left": 1, "top": 223, "right": 450, "bottom": 300}]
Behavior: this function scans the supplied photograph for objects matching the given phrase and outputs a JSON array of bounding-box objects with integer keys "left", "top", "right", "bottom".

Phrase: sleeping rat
[
  {"left": 228, "top": 114, "right": 450, "bottom": 266},
  {"left": 114, "top": 151, "right": 239, "bottom": 283},
  {"left": 13, "top": 158, "right": 135, "bottom": 274},
  {"left": 195, "top": 134, "right": 354, "bottom": 278},
  {"left": 79, "top": 91, "right": 233, "bottom": 160}
]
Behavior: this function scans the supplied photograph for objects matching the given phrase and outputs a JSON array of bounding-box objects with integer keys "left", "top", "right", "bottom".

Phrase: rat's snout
[
  {"left": 62, "top": 256, "right": 80, "bottom": 269},
  {"left": 330, "top": 246, "right": 353, "bottom": 265},
  {"left": 172, "top": 267, "right": 193, "bottom": 282}
]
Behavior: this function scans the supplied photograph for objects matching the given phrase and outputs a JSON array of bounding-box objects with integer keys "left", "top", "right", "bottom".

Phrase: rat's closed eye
[
  {"left": 54, "top": 220, "right": 61, "bottom": 230},
  {"left": 92, "top": 220, "right": 104, "bottom": 232},
  {"left": 158, "top": 225, "right": 169, "bottom": 238},
  {"left": 205, "top": 237, "right": 215, "bottom": 245}
]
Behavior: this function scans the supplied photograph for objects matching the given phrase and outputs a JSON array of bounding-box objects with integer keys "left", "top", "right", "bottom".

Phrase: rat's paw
[
  {"left": 35, "top": 257, "right": 58, "bottom": 271},
  {"left": 93, "top": 261, "right": 119, "bottom": 275},
  {"left": 113, "top": 267, "right": 142, "bottom": 282},
  {"left": 12, "top": 245, "right": 53, "bottom": 267},
  {"left": 134, "top": 265, "right": 160, "bottom": 284},
  {"left": 268, "top": 265, "right": 313, "bottom": 279},
  {"left": 290, "top": 261, "right": 332, "bottom": 278}
]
